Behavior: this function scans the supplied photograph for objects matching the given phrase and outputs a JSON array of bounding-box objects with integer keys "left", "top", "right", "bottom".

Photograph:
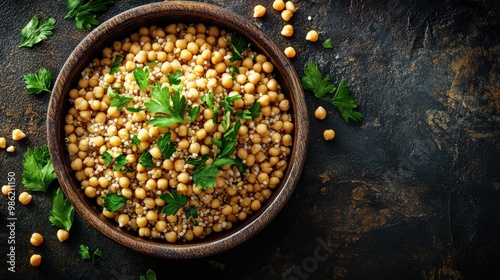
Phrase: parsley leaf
[
  {"left": 234, "top": 157, "right": 248, "bottom": 174},
  {"left": 230, "top": 35, "right": 248, "bottom": 62},
  {"left": 109, "top": 55, "right": 122, "bottom": 75},
  {"left": 160, "top": 191, "right": 187, "bottom": 216},
  {"left": 93, "top": 248, "right": 105, "bottom": 265},
  {"left": 191, "top": 165, "right": 220, "bottom": 190},
  {"left": 139, "top": 151, "right": 154, "bottom": 168},
  {"left": 327, "top": 79, "right": 363, "bottom": 123},
  {"left": 102, "top": 151, "right": 113, "bottom": 167},
  {"left": 107, "top": 86, "right": 132, "bottom": 110},
  {"left": 301, "top": 61, "right": 363, "bottom": 123},
  {"left": 79, "top": 244, "right": 105, "bottom": 265},
  {"left": 131, "top": 134, "right": 140, "bottom": 146},
  {"left": 201, "top": 92, "right": 219, "bottom": 124},
  {"left": 301, "top": 61, "right": 336, "bottom": 98},
  {"left": 22, "top": 145, "right": 57, "bottom": 192},
  {"left": 146, "top": 61, "right": 159, "bottom": 67},
  {"left": 65, "top": 0, "right": 115, "bottom": 30},
  {"left": 157, "top": 132, "right": 176, "bottom": 159},
  {"left": 102, "top": 194, "right": 127, "bottom": 212},
  {"left": 145, "top": 83, "right": 187, "bottom": 127},
  {"left": 79, "top": 245, "right": 91, "bottom": 261},
  {"left": 186, "top": 154, "right": 210, "bottom": 167},
  {"left": 134, "top": 67, "right": 149, "bottom": 90},
  {"left": 24, "top": 68, "right": 52, "bottom": 95},
  {"left": 113, "top": 154, "right": 128, "bottom": 171},
  {"left": 167, "top": 70, "right": 182, "bottom": 86},
  {"left": 185, "top": 206, "right": 198, "bottom": 220},
  {"left": 236, "top": 101, "right": 261, "bottom": 120},
  {"left": 19, "top": 16, "right": 56, "bottom": 48},
  {"left": 188, "top": 105, "right": 200, "bottom": 121},
  {"left": 140, "top": 269, "right": 157, "bottom": 280},
  {"left": 125, "top": 107, "right": 142, "bottom": 112},
  {"left": 213, "top": 157, "right": 234, "bottom": 167},
  {"left": 228, "top": 66, "right": 239, "bottom": 80},
  {"left": 322, "top": 38, "right": 333, "bottom": 49},
  {"left": 49, "top": 187, "right": 75, "bottom": 231}
]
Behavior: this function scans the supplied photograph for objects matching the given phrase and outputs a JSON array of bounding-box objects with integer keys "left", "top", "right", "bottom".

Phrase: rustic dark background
[{"left": 1, "top": 0, "right": 499, "bottom": 279}]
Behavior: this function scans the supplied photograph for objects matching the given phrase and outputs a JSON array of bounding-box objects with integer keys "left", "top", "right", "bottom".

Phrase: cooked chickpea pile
[{"left": 64, "top": 23, "right": 294, "bottom": 242}]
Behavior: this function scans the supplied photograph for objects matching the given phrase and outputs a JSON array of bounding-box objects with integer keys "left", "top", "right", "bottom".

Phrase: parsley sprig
[
  {"left": 229, "top": 35, "right": 248, "bottom": 62},
  {"left": 140, "top": 269, "right": 157, "bottom": 280},
  {"left": 160, "top": 191, "right": 187, "bottom": 216},
  {"left": 24, "top": 68, "right": 52, "bottom": 95},
  {"left": 22, "top": 145, "right": 57, "bottom": 192},
  {"left": 79, "top": 244, "right": 105, "bottom": 265},
  {"left": 107, "top": 86, "right": 133, "bottom": 110},
  {"left": 301, "top": 61, "right": 363, "bottom": 123},
  {"left": 109, "top": 55, "right": 122, "bottom": 75},
  {"left": 65, "top": 0, "right": 115, "bottom": 30},
  {"left": 101, "top": 151, "right": 129, "bottom": 171},
  {"left": 19, "top": 16, "right": 56, "bottom": 48},
  {"left": 102, "top": 194, "right": 127, "bottom": 212},
  {"left": 49, "top": 187, "right": 75, "bottom": 231}
]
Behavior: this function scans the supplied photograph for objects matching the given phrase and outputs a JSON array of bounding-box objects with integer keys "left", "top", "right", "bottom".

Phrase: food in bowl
[{"left": 63, "top": 22, "right": 294, "bottom": 242}]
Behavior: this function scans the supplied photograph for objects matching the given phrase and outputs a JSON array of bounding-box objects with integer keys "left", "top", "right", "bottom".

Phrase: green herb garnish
[
  {"left": 109, "top": 55, "right": 123, "bottom": 75},
  {"left": 301, "top": 61, "right": 363, "bottom": 123},
  {"left": 191, "top": 165, "right": 221, "bottom": 190},
  {"left": 22, "top": 145, "right": 57, "bottom": 192},
  {"left": 107, "top": 86, "right": 133, "bottom": 110},
  {"left": 113, "top": 154, "right": 128, "bottom": 171},
  {"left": 79, "top": 244, "right": 105, "bottom": 265},
  {"left": 131, "top": 134, "right": 140, "bottom": 146},
  {"left": 139, "top": 151, "right": 154, "bottom": 168},
  {"left": 145, "top": 83, "right": 188, "bottom": 127},
  {"left": 102, "top": 193, "right": 127, "bottom": 212},
  {"left": 19, "top": 16, "right": 56, "bottom": 48},
  {"left": 101, "top": 151, "right": 113, "bottom": 167},
  {"left": 65, "top": 0, "right": 115, "bottom": 30},
  {"left": 49, "top": 187, "right": 75, "bottom": 231},
  {"left": 236, "top": 101, "right": 261, "bottom": 120},
  {"left": 24, "top": 68, "right": 52, "bottom": 95},
  {"left": 229, "top": 35, "right": 248, "bottom": 62},
  {"left": 322, "top": 38, "right": 333, "bottom": 49},
  {"left": 133, "top": 67, "right": 149, "bottom": 90},
  {"left": 157, "top": 132, "right": 176, "bottom": 159},
  {"left": 140, "top": 269, "right": 157, "bottom": 280},
  {"left": 160, "top": 191, "right": 187, "bottom": 216}
]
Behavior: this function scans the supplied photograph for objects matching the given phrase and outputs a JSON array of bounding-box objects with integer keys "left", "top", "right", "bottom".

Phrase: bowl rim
[{"left": 47, "top": 1, "right": 308, "bottom": 258}]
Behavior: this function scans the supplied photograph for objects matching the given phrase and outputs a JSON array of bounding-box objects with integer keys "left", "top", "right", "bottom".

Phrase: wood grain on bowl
[{"left": 47, "top": 1, "right": 307, "bottom": 258}]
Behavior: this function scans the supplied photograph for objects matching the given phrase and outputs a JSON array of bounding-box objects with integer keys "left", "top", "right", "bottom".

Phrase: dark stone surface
[{"left": 1, "top": 0, "right": 499, "bottom": 279}]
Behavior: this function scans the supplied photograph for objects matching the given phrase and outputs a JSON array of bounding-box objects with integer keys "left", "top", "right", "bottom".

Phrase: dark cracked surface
[{"left": 1, "top": 0, "right": 499, "bottom": 279}]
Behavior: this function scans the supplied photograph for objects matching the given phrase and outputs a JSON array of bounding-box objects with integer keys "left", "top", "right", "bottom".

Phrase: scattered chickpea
[
  {"left": 30, "top": 254, "right": 42, "bottom": 267},
  {"left": 30, "top": 232, "right": 44, "bottom": 246},
  {"left": 2, "top": 185, "right": 12, "bottom": 195},
  {"left": 306, "top": 30, "right": 319, "bottom": 42},
  {"left": 284, "top": 47, "right": 296, "bottom": 58},
  {"left": 19, "top": 192, "right": 32, "bottom": 205},
  {"left": 323, "top": 129, "right": 336, "bottom": 141},
  {"left": 314, "top": 106, "right": 327, "bottom": 120},
  {"left": 6, "top": 146, "right": 15, "bottom": 153},
  {"left": 12, "top": 129, "right": 26, "bottom": 140},
  {"left": 281, "top": 25, "right": 294, "bottom": 37},
  {"left": 273, "top": 0, "right": 285, "bottom": 11},
  {"left": 0, "top": 137, "right": 6, "bottom": 148},
  {"left": 57, "top": 229, "right": 69, "bottom": 242},
  {"left": 285, "top": 1, "right": 297, "bottom": 13},
  {"left": 253, "top": 5, "right": 266, "bottom": 18},
  {"left": 281, "top": 10, "right": 293, "bottom": 21}
]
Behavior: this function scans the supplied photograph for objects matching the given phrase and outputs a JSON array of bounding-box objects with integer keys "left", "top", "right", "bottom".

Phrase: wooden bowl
[{"left": 47, "top": 1, "right": 308, "bottom": 258}]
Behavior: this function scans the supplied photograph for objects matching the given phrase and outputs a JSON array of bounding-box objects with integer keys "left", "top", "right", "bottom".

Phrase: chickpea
[
  {"left": 19, "top": 192, "right": 32, "bottom": 205},
  {"left": 315, "top": 106, "right": 327, "bottom": 120},
  {"left": 281, "top": 25, "right": 294, "bottom": 37},
  {"left": 281, "top": 10, "right": 293, "bottom": 21},
  {"left": 323, "top": 129, "right": 336, "bottom": 140},
  {"left": 0, "top": 137, "right": 6, "bottom": 148},
  {"left": 57, "top": 229, "right": 69, "bottom": 242},
  {"left": 12, "top": 129, "right": 26, "bottom": 140},
  {"left": 30, "top": 232, "right": 44, "bottom": 246},
  {"left": 273, "top": 0, "right": 285, "bottom": 11},
  {"left": 30, "top": 254, "right": 42, "bottom": 267},
  {"left": 6, "top": 145, "right": 15, "bottom": 152},
  {"left": 284, "top": 47, "right": 296, "bottom": 58},
  {"left": 306, "top": 30, "right": 319, "bottom": 42},
  {"left": 2, "top": 185, "right": 12, "bottom": 195},
  {"left": 253, "top": 5, "right": 266, "bottom": 18}
]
